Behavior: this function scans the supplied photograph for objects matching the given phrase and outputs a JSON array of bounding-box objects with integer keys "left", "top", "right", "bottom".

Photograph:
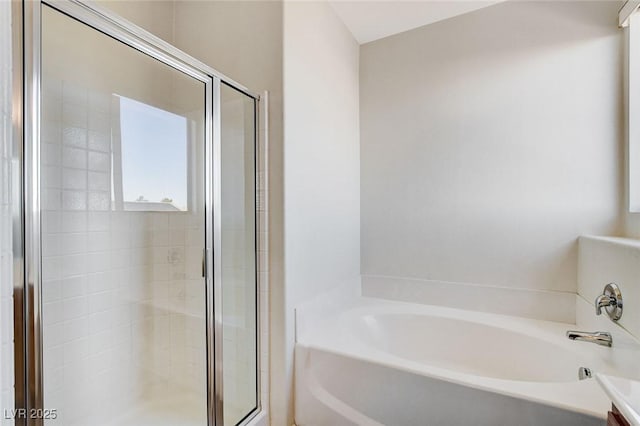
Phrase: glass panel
[
  {"left": 220, "top": 83, "right": 258, "bottom": 425},
  {"left": 40, "top": 5, "right": 207, "bottom": 426},
  {"left": 0, "top": 0, "right": 14, "bottom": 422}
]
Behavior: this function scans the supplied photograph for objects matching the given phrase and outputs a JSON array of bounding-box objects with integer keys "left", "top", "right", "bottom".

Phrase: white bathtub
[{"left": 295, "top": 298, "right": 617, "bottom": 425}]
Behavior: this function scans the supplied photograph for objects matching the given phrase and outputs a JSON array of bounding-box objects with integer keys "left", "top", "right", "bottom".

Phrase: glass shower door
[
  {"left": 220, "top": 84, "right": 258, "bottom": 425},
  {"left": 40, "top": 4, "right": 208, "bottom": 425}
]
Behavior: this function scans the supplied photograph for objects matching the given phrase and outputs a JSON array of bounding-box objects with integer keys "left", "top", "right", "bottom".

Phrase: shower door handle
[{"left": 202, "top": 248, "right": 207, "bottom": 278}]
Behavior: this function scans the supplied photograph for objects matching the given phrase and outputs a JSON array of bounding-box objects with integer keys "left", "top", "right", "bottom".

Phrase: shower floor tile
[{"left": 107, "top": 392, "right": 206, "bottom": 426}]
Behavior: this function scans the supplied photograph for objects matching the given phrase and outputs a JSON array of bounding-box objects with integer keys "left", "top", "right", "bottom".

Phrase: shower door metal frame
[{"left": 15, "top": 0, "right": 262, "bottom": 425}]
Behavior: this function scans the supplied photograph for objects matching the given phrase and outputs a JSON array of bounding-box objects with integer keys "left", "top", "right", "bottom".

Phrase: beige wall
[
  {"left": 283, "top": 2, "right": 361, "bottom": 425},
  {"left": 95, "top": 0, "right": 174, "bottom": 43},
  {"left": 360, "top": 1, "right": 624, "bottom": 294}
]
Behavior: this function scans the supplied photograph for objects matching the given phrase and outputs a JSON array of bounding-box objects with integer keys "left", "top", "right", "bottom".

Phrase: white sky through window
[{"left": 119, "top": 96, "right": 188, "bottom": 211}]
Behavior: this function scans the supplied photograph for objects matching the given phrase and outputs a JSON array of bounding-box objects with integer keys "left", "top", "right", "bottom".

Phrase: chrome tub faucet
[
  {"left": 565, "top": 283, "right": 622, "bottom": 348},
  {"left": 566, "top": 330, "right": 612, "bottom": 347},
  {"left": 595, "top": 283, "right": 623, "bottom": 320}
]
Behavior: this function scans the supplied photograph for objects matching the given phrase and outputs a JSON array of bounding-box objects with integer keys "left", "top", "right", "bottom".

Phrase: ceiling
[{"left": 328, "top": 0, "right": 504, "bottom": 44}]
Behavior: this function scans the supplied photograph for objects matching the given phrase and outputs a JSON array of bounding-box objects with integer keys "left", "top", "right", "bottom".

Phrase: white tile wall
[
  {"left": 0, "top": 1, "right": 14, "bottom": 424},
  {"left": 42, "top": 79, "right": 137, "bottom": 426},
  {"left": 144, "top": 210, "right": 207, "bottom": 397}
]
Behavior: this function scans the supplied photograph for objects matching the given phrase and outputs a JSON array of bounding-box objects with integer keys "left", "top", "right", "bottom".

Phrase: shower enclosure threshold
[{"left": 105, "top": 391, "right": 206, "bottom": 426}]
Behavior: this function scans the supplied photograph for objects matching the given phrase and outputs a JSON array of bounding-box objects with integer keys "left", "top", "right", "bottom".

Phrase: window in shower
[{"left": 115, "top": 96, "right": 191, "bottom": 212}]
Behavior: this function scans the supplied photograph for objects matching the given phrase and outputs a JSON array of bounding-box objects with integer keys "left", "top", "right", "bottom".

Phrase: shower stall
[{"left": 8, "top": 1, "right": 263, "bottom": 425}]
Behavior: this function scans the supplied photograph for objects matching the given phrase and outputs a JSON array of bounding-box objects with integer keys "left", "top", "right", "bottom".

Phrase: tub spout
[{"left": 566, "top": 330, "right": 612, "bottom": 347}]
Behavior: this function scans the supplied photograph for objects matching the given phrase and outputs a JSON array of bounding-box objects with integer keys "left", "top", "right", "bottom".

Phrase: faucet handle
[{"left": 595, "top": 283, "right": 623, "bottom": 321}]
